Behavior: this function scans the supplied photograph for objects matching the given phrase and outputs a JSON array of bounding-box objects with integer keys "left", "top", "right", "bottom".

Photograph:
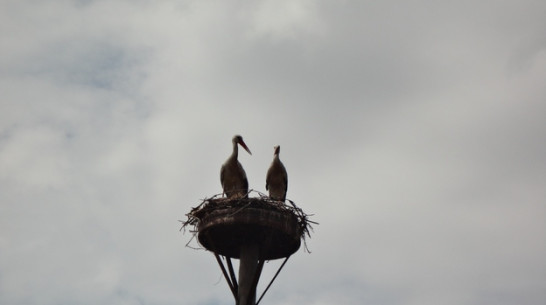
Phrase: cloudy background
[{"left": 1, "top": 0, "right": 545, "bottom": 304}]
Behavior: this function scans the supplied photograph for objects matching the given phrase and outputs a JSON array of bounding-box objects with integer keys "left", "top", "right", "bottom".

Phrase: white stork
[
  {"left": 266, "top": 145, "right": 288, "bottom": 202},
  {"left": 220, "top": 135, "right": 252, "bottom": 198}
]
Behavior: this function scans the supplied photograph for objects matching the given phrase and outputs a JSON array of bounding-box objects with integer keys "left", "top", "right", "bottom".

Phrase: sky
[{"left": 1, "top": 0, "right": 545, "bottom": 304}]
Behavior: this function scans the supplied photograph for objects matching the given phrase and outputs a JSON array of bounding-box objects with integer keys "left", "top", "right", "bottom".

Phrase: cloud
[{"left": 1, "top": 1, "right": 545, "bottom": 305}]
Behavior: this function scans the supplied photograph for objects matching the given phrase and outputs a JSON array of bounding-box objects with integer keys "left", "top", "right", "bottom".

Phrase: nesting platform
[{"left": 182, "top": 195, "right": 313, "bottom": 260}]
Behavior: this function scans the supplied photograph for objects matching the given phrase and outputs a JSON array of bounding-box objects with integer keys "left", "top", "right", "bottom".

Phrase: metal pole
[
  {"left": 249, "top": 259, "right": 265, "bottom": 302},
  {"left": 238, "top": 244, "right": 259, "bottom": 305},
  {"left": 226, "top": 257, "right": 239, "bottom": 293},
  {"left": 213, "top": 253, "right": 238, "bottom": 300},
  {"left": 256, "top": 256, "right": 290, "bottom": 305}
]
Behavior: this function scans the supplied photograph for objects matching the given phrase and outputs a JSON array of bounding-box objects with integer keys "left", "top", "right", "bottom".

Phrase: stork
[
  {"left": 266, "top": 145, "right": 288, "bottom": 202},
  {"left": 220, "top": 135, "right": 252, "bottom": 198}
]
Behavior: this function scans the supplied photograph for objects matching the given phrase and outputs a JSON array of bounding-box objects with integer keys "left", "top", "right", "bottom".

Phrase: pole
[
  {"left": 238, "top": 244, "right": 260, "bottom": 305},
  {"left": 213, "top": 253, "right": 238, "bottom": 300}
]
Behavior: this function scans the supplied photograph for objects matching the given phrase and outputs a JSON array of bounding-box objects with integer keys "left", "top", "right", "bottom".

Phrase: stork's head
[
  {"left": 233, "top": 135, "right": 252, "bottom": 155},
  {"left": 273, "top": 145, "right": 280, "bottom": 155}
]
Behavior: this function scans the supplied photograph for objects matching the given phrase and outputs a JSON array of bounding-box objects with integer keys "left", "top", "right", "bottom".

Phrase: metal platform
[{"left": 197, "top": 201, "right": 301, "bottom": 260}]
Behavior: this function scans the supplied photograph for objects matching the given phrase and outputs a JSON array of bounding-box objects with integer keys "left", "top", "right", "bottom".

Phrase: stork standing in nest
[
  {"left": 220, "top": 135, "right": 252, "bottom": 198},
  {"left": 266, "top": 145, "right": 288, "bottom": 202}
]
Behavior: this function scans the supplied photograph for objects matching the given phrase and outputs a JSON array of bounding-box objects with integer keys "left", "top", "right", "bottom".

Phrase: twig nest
[{"left": 181, "top": 191, "right": 315, "bottom": 260}]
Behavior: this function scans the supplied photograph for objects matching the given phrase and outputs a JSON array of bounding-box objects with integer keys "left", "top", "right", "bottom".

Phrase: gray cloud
[{"left": 1, "top": 1, "right": 545, "bottom": 305}]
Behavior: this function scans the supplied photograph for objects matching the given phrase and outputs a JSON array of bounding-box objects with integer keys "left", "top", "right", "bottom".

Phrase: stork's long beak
[{"left": 239, "top": 140, "right": 252, "bottom": 155}]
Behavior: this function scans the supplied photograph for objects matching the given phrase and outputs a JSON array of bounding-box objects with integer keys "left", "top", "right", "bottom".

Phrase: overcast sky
[{"left": 1, "top": 1, "right": 545, "bottom": 305}]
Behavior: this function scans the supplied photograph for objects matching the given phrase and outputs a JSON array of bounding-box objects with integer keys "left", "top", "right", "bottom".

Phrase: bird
[
  {"left": 266, "top": 145, "right": 288, "bottom": 202},
  {"left": 220, "top": 135, "right": 252, "bottom": 198}
]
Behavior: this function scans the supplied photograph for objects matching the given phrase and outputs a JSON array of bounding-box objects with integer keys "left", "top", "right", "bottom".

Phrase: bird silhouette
[
  {"left": 266, "top": 145, "right": 288, "bottom": 202},
  {"left": 220, "top": 135, "right": 252, "bottom": 198}
]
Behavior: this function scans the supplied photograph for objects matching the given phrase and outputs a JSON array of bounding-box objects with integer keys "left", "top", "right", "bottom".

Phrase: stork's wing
[
  {"left": 238, "top": 161, "right": 249, "bottom": 193},
  {"left": 265, "top": 165, "right": 273, "bottom": 190},
  {"left": 220, "top": 164, "right": 226, "bottom": 189},
  {"left": 282, "top": 168, "right": 288, "bottom": 193}
]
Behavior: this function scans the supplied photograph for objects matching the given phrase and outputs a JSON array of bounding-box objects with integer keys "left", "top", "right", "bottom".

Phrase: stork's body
[
  {"left": 220, "top": 135, "right": 252, "bottom": 198},
  {"left": 266, "top": 145, "right": 288, "bottom": 202}
]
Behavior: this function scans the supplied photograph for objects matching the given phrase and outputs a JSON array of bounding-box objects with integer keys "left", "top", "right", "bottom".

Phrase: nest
[{"left": 180, "top": 190, "right": 316, "bottom": 254}]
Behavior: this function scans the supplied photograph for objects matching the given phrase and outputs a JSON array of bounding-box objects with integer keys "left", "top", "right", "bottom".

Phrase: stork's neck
[{"left": 231, "top": 141, "right": 239, "bottom": 159}]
